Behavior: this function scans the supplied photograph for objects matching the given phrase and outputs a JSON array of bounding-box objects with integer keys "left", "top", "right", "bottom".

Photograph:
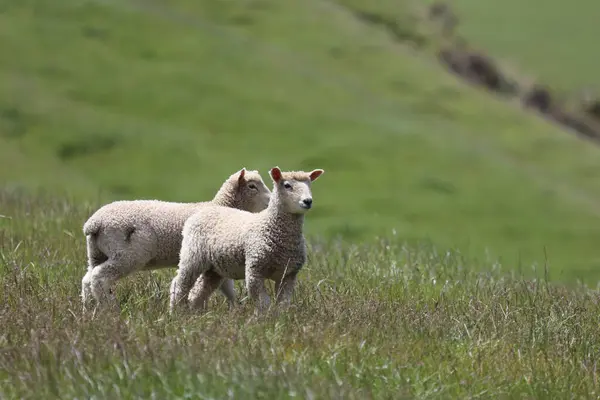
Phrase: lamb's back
[
  {"left": 186, "top": 206, "right": 256, "bottom": 239},
  {"left": 86, "top": 200, "right": 209, "bottom": 266},
  {"left": 87, "top": 200, "right": 202, "bottom": 230}
]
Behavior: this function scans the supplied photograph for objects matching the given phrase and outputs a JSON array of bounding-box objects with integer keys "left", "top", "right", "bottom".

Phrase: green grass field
[
  {"left": 3, "top": 0, "right": 600, "bottom": 397},
  {"left": 4, "top": 0, "right": 600, "bottom": 281},
  {"left": 2, "top": 191, "right": 600, "bottom": 398},
  {"left": 448, "top": 0, "right": 600, "bottom": 92}
]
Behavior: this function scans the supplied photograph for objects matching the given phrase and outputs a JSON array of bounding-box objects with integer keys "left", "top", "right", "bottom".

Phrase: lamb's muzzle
[{"left": 300, "top": 198, "right": 312, "bottom": 209}]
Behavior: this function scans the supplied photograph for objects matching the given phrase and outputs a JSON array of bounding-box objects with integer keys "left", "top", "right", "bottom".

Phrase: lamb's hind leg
[
  {"left": 169, "top": 262, "right": 206, "bottom": 313},
  {"left": 188, "top": 270, "right": 224, "bottom": 311},
  {"left": 82, "top": 234, "right": 108, "bottom": 314},
  {"left": 219, "top": 278, "right": 238, "bottom": 307},
  {"left": 169, "top": 269, "right": 196, "bottom": 313},
  {"left": 81, "top": 269, "right": 95, "bottom": 313},
  {"left": 89, "top": 255, "right": 139, "bottom": 313},
  {"left": 169, "top": 236, "right": 210, "bottom": 313}
]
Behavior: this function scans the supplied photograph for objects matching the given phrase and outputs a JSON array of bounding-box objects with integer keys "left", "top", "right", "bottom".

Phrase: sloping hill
[
  {"left": 447, "top": 0, "right": 600, "bottom": 92},
  {"left": 3, "top": 0, "right": 600, "bottom": 283}
]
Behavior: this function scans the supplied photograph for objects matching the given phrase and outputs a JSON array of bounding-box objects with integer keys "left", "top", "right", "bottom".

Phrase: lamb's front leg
[{"left": 246, "top": 272, "right": 270, "bottom": 315}]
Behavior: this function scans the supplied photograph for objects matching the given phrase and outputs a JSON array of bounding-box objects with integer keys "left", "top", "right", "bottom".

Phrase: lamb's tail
[{"left": 83, "top": 217, "right": 110, "bottom": 267}]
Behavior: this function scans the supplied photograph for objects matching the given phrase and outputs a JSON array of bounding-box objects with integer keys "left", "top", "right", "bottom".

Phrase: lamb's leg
[
  {"left": 275, "top": 271, "right": 298, "bottom": 307},
  {"left": 219, "top": 278, "right": 238, "bottom": 307},
  {"left": 89, "top": 256, "right": 137, "bottom": 313},
  {"left": 169, "top": 265, "right": 203, "bottom": 313},
  {"left": 188, "top": 270, "right": 224, "bottom": 311},
  {"left": 82, "top": 234, "right": 108, "bottom": 314},
  {"left": 81, "top": 269, "right": 94, "bottom": 313},
  {"left": 246, "top": 273, "right": 270, "bottom": 315},
  {"left": 170, "top": 237, "right": 209, "bottom": 313}
]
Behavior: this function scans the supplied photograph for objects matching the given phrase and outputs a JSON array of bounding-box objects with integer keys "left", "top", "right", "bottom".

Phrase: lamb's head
[
  {"left": 216, "top": 168, "right": 271, "bottom": 212},
  {"left": 236, "top": 168, "right": 272, "bottom": 212},
  {"left": 269, "top": 166, "right": 324, "bottom": 214}
]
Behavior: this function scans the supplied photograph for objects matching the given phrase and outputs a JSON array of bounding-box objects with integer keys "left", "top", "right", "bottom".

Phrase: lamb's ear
[
  {"left": 237, "top": 167, "right": 247, "bottom": 183},
  {"left": 269, "top": 166, "right": 282, "bottom": 183},
  {"left": 309, "top": 169, "right": 324, "bottom": 182}
]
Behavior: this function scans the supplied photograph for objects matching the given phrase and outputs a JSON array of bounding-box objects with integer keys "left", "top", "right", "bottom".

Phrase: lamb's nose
[{"left": 303, "top": 198, "right": 313, "bottom": 207}]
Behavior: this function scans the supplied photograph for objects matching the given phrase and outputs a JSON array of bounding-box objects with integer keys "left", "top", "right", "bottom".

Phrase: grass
[
  {"left": 2, "top": 190, "right": 600, "bottom": 398},
  {"left": 4, "top": 1, "right": 600, "bottom": 397},
  {"left": 446, "top": 0, "right": 600, "bottom": 92},
  {"left": 3, "top": 0, "right": 600, "bottom": 283}
]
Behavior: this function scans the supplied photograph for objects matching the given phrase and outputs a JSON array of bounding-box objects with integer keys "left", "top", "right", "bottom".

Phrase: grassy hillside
[
  {"left": 447, "top": 0, "right": 600, "bottom": 92},
  {"left": 3, "top": 0, "right": 600, "bottom": 283},
  {"left": 1, "top": 192, "right": 600, "bottom": 398},
  {"left": 3, "top": 2, "right": 600, "bottom": 396}
]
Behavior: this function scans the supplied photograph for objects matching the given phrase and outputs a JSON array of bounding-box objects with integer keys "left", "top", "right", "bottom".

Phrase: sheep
[
  {"left": 169, "top": 166, "right": 324, "bottom": 315},
  {"left": 81, "top": 168, "right": 271, "bottom": 313}
]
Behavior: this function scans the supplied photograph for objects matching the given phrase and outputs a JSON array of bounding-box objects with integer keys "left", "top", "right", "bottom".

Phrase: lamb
[
  {"left": 169, "top": 166, "right": 324, "bottom": 315},
  {"left": 81, "top": 168, "right": 271, "bottom": 313}
]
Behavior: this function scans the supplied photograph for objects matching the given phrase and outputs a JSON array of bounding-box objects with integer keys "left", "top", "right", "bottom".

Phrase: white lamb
[
  {"left": 169, "top": 166, "right": 324, "bottom": 315},
  {"left": 81, "top": 168, "right": 271, "bottom": 313}
]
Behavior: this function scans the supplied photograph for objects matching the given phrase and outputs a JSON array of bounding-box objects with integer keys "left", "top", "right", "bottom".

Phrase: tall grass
[{"left": 1, "top": 190, "right": 599, "bottom": 398}]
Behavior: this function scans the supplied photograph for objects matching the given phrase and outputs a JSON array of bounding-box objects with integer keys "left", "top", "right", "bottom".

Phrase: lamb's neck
[
  {"left": 265, "top": 204, "right": 305, "bottom": 240},
  {"left": 211, "top": 181, "right": 236, "bottom": 207}
]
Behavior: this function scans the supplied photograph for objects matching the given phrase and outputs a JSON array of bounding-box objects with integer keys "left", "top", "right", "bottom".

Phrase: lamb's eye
[
  {"left": 248, "top": 183, "right": 257, "bottom": 190},
  {"left": 283, "top": 182, "right": 292, "bottom": 190}
]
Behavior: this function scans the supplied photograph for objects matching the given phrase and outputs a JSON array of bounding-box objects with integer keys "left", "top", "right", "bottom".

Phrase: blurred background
[{"left": 3, "top": 0, "right": 600, "bottom": 285}]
